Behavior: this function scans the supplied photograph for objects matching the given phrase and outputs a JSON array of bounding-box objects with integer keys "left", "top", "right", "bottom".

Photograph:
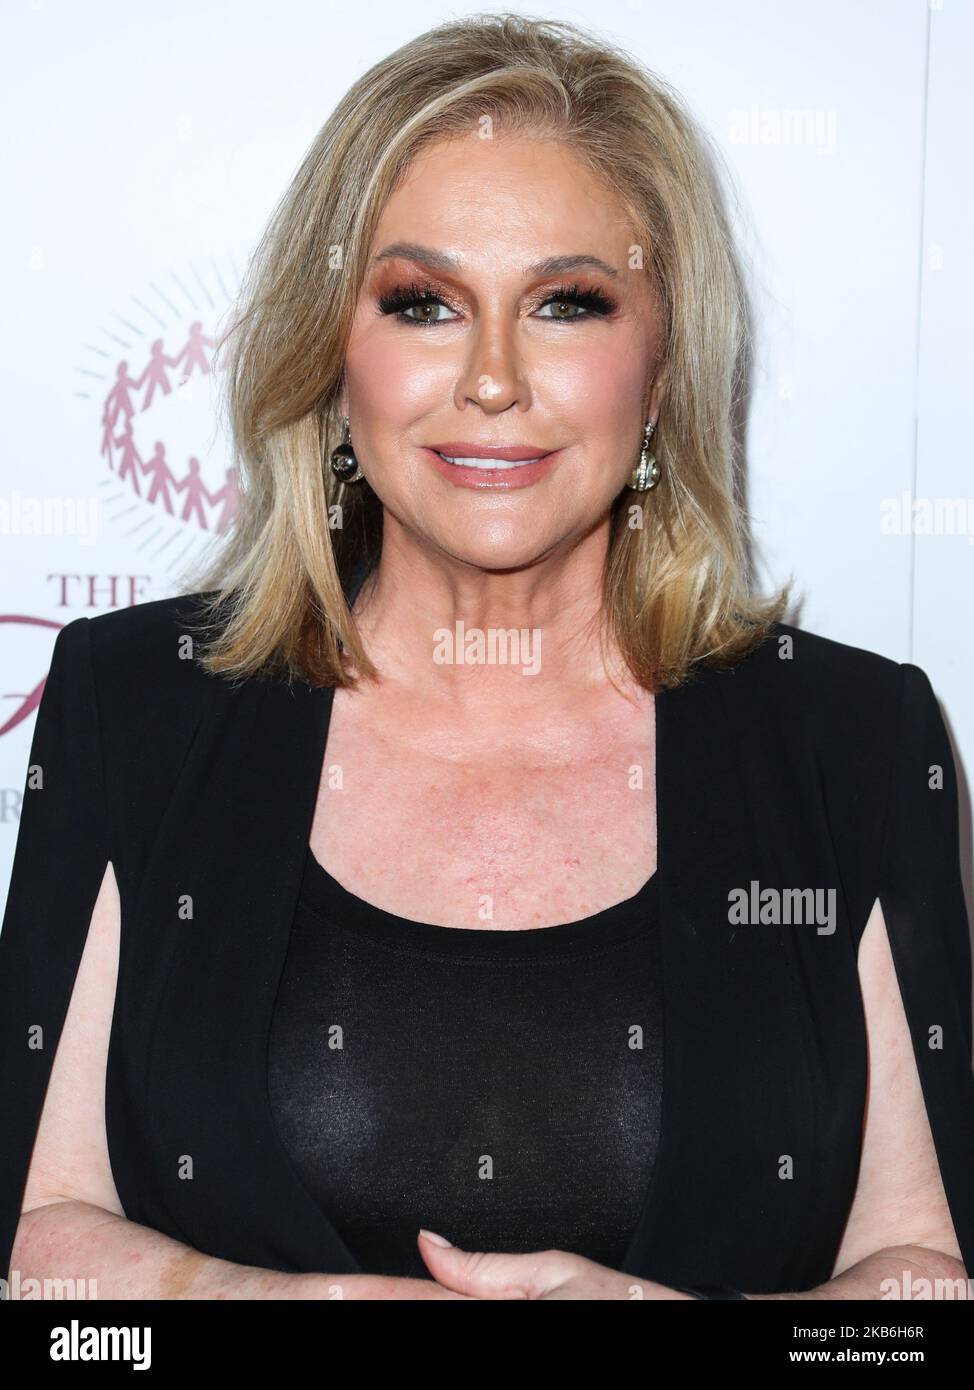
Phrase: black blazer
[{"left": 2, "top": 581, "right": 973, "bottom": 1294}]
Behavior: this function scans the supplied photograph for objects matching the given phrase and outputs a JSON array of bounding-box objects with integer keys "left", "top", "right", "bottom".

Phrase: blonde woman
[{"left": 2, "top": 13, "right": 972, "bottom": 1302}]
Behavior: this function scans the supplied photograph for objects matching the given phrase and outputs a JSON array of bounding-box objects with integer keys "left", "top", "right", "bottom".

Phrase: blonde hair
[{"left": 181, "top": 10, "right": 790, "bottom": 691}]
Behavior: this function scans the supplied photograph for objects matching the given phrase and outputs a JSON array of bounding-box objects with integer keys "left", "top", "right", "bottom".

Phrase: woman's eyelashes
[{"left": 375, "top": 279, "right": 618, "bottom": 327}]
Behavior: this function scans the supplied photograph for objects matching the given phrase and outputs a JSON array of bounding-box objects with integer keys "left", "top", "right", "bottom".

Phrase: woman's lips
[{"left": 422, "top": 447, "right": 560, "bottom": 490}]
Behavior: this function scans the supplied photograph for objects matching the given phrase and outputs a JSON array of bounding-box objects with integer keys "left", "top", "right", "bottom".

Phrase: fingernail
[{"left": 419, "top": 1228, "right": 453, "bottom": 1248}]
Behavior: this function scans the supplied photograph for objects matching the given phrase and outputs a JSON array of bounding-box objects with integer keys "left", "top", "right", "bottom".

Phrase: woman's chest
[
  {"left": 110, "top": 668, "right": 866, "bottom": 1289},
  {"left": 308, "top": 685, "right": 658, "bottom": 929}
]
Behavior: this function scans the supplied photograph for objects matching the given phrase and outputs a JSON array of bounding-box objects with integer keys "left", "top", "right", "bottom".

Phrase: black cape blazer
[{"left": 2, "top": 578, "right": 973, "bottom": 1294}]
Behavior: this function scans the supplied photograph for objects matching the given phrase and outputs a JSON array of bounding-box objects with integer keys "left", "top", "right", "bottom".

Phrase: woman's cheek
[
  {"left": 539, "top": 342, "right": 647, "bottom": 433},
  {"left": 345, "top": 336, "right": 445, "bottom": 424}
]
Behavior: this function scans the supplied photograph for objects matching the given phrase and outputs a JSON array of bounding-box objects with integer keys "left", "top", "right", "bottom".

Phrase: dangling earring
[
  {"left": 330, "top": 416, "right": 364, "bottom": 483},
  {"left": 629, "top": 420, "right": 661, "bottom": 491}
]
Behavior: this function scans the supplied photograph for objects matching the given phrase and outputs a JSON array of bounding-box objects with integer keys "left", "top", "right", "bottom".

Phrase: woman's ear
[{"left": 646, "top": 358, "right": 669, "bottom": 424}]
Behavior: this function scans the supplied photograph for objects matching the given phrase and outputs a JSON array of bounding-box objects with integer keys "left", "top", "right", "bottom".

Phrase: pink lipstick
[{"left": 423, "top": 443, "right": 561, "bottom": 490}]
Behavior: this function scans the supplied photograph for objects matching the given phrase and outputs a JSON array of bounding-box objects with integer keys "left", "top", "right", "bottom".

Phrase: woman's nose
[{"left": 454, "top": 321, "right": 531, "bottom": 414}]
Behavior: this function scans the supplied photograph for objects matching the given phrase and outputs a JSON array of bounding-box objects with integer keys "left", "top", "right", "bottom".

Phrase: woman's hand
[{"left": 416, "top": 1230, "right": 696, "bottom": 1300}]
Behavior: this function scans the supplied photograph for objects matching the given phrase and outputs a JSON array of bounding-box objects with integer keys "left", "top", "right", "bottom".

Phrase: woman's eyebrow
[{"left": 370, "top": 242, "right": 619, "bottom": 279}]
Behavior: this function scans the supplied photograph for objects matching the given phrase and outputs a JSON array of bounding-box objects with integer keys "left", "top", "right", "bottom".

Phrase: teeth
[{"left": 438, "top": 454, "right": 542, "bottom": 470}]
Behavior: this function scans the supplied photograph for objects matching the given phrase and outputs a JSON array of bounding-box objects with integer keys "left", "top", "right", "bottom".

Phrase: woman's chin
[{"left": 429, "top": 536, "right": 565, "bottom": 576}]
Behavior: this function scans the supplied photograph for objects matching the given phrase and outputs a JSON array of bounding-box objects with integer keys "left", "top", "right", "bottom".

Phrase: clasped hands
[{"left": 412, "top": 1228, "right": 697, "bottom": 1300}]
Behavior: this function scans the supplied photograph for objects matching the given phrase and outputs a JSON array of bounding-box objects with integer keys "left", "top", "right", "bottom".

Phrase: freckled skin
[
  {"left": 159, "top": 1245, "right": 210, "bottom": 1299},
  {"left": 311, "top": 681, "right": 658, "bottom": 929},
  {"left": 313, "top": 130, "right": 663, "bottom": 928}
]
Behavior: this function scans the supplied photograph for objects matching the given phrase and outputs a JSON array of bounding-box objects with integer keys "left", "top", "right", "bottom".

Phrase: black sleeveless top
[{"left": 267, "top": 847, "right": 664, "bottom": 1279}]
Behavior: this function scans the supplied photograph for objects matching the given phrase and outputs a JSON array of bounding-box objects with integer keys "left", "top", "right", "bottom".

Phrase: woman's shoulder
[
  {"left": 718, "top": 622, "right": 961, "bottom": 927},
  {"left": 75, "top": 588, "right": 224, "bottom": 702},
  {"left": 722, "top": 618, "right": 909, "bottom": 722},
  {"left": 736, "top": 618, "right": 902, "bottom": 685},
  {"left": 55, "top": 590, "right": 227, "bottom": 765},
  {"left": 83, "top": 588, "right": 222, "bottom": 671},
  {"left": 709, "top": 619, "right": 947, "bottom": 782}
]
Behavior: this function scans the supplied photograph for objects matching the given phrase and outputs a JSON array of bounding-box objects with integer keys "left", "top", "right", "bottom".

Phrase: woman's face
[{"left": 340, "top": 131, "right": 667, "bottom": 572}]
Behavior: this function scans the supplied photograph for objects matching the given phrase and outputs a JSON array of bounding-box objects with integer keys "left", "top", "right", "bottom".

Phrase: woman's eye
[
  {"left": 536, "top": 298, "right": 585, "bottom": 320},
  {"left": 401, "top": 299, "right": 456, "bottom": 324},
  {"left": 535, "top": 286, "right": 616, "bottom": 321},
  {"left": 377, "top": 281, "right": 615, "bottom": 326},
  {"left": 376, "top": 284, "right": 461, "bottom": 326}
]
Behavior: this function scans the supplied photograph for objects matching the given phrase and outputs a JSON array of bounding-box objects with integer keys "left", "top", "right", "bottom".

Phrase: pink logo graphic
[
  {"left": 2, "top": 275, "right": 250, "bottom": 744},
  {"left": 99, "top": 319, "right": 239, "bottom": 534},
  {"left": 0, "top": 616, "right": 63, "bottom": 738}
]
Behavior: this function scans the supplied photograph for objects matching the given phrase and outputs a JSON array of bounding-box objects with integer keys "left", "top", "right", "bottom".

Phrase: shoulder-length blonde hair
[{"left": 182, "top": 10, "right": 790, "bottom": 692}]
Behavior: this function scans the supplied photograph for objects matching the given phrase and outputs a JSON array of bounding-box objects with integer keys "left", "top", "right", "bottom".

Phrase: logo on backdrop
[
  {"left": 0, "top": 616, "right": 62, "bottom": 740},
  {"left": 94, "top": 287, "right": 240, "bottom": 543},
  {"left": 2, "top": 266, "right": 242, "bottom": 746}
]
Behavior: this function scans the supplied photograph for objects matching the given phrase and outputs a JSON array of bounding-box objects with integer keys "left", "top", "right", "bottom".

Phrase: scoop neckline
[{"left": 298, "top": 845, "right": 659, "bottom": 957}]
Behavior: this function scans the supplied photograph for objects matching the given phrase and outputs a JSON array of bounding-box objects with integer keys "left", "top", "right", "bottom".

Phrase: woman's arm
[
  {"left": 746, "top": 1244, "right": 968, "bottom": 1301},
  {"left": 12, "top": 1200, "right": 464, "bottom": 1299},
  {"left": 12, "top": 861, "right": 462, "bottom": 1301},
  {"left": 415, "top": 1235, "right": 968, "bottom": 1301},
  {"left": 751, "top": 894, "right": 969, "bottom": 1301}
]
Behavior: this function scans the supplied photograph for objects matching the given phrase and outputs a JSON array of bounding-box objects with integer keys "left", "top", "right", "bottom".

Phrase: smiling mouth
[{"left": 433, "top": 451, "right": 546, "bottom": 470}]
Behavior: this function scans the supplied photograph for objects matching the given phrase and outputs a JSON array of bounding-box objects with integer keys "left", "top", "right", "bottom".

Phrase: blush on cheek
[
  {"left": 547, "top": 346, "right": 647, "bottom": 438},
  {"left": 344, "top": 334, "right": 450, "bottom": 429}
]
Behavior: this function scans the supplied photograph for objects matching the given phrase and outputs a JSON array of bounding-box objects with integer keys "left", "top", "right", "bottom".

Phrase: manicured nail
[{"left": 419, "top": 1228, "right": 453, "bottom": 1248}]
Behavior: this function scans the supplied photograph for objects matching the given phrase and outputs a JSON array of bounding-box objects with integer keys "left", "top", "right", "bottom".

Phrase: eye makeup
[{"left": 374, "top": 278, "right": 619, "bottom": 327}]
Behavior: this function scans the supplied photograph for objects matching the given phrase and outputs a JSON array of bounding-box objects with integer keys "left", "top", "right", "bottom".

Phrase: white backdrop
[{"left": 2, "top": 0, "right": 971, "bottom": 919}]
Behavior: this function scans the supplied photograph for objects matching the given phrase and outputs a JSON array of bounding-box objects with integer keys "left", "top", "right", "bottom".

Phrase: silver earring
[
  {"left": 330, "top": 416, "right": 364, "bottom": 483},
  {"left": 629, "top": 421, "right": 661, "bottom": 491}
]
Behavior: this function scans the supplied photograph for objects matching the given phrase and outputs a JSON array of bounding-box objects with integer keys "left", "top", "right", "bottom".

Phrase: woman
[{"left": 2, "top": 13, "right": 972, "bottom": 1302}]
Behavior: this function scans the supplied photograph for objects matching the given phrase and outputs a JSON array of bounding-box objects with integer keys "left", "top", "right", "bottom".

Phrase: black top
[
  {"left": 268, "top": 848, "right": 663, "bottom": 1277},
  {"left": 1, "top": 586, "right": 973, "bottom": 1295}
]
